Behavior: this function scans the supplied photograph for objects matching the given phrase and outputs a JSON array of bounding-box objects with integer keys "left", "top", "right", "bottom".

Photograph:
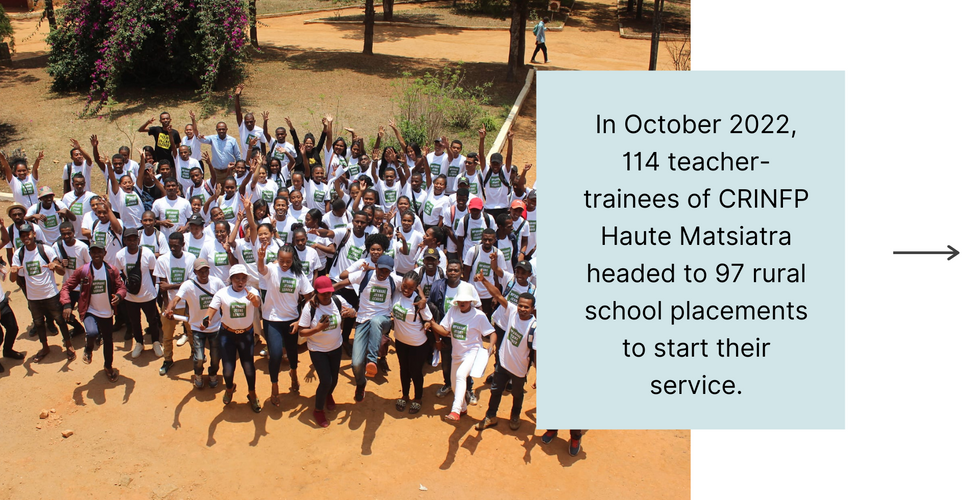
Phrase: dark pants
[
  {"left": 219, "top": 327, "right": 257, "bottom": 391},
  {"left": 264, "top": 319, "right": 298, "bottom": 384},
  {"left": 0, "top": 297, "right": 19, "bottom": 353},
  {"left": 485, "top": 208, "right": 508, "bottom": 222},
  {"left": 83, "top": 313, "right": 114, "bottom": 369},
  {"left": 124, "top": 299, "right": 162, "bottom": 344},
  {"left": 486, "top": 366, "right": 526, "bottom": 419},
  {"left": 28, "top": 295, "right": 71, "bottom": 347},
  {"left": 492, "top": 325, "right": 505, "bottom": 372},
  {"left": 531, "top": 42, "right": 548, "bottom": 62},
  {"left": 547, "top": 430, "right": 584, "bottom": 440},
  {"left": 335, "top": 286, "right": 359, "bottom": 346},
  {"left": 480, "top": 298, "right": 496, "bottom": 317},
  {"left": 440, "top": 337, "right": 473, "bottom": 391},
  {"left": 309, "top": 348, "right": 342, "bottom": 410},
  {"left": 395, "top": 340, "right": 428, "bottom": 400},
  {"left": 192, "top": 330, "right": 220, "bottom": 376}
]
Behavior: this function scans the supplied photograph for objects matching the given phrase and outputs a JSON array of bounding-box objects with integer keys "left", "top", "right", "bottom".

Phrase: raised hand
[
  {"left": 261, "top": 111, "right": 270, "bottom": 121},
  {"left": 507, "top": 130, "right": 515, "bottom": 140},
  {"left": 372, "top": 148, "right": 381, "bottom": 162},
  {"left": 522, "top": 163, "right": 533, "bottom": 174},
  {"left": 201, "top": 151, "right": 211, "bottom": 163},
  {"left": 70, "top": 138, "right": 82, "bottom": 150},
  {"left": 189, "top": 110, "right": 196, "bottom": 121},
  {"left": 234, "top": 84, "right": 244, "bottom": 96},
  {"left": 478, "top": 125, "right": 486, "bottom": 139},
  {"left": 36, "top": 150, "right": 44, "bottom": 162},
  {"left": 285, "top": 116, "right": 293, "bottom": 129}
]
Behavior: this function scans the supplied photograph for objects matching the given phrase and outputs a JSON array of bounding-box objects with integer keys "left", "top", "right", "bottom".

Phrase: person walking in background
[{"left": 531, "top": 18, "right": 549, "bottom": 64}]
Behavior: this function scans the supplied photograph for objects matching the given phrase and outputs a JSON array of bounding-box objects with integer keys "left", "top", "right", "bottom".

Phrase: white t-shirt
[
  {"left": 184, "top": 232, "right": 214, "bottom": 259},
  {"left": 62, "top": 191, "right": 96, "bottom": 239},
  {"left": 176, "top": 278, "right": 224, "bottom": 332},
  {"left": 152, "top": 197, "right": 193, "bottom": 238},
  {"left": 463, "top": 245, "right": 505, "bottom": 299},
  {"left": 455, "top": 213, "right": 496, "bottom": 258},
  {"left": 298, "top": 296, "right": 352, "bottom": 352},
  {"left": 328, "top": 228, "right": 367, "bottom": 278},
  {"left": 495, "top": 235, "right": 517, "bottom": 275},
  {"left": 5, "top": 223, "right": 47, "bottom": 251},
  {"left": 482, "top": 165, "right": 512, "bottom": 210},
  {"left": 325, "top": 210, "right": 351, "bottom": 230},
  {"left": 491, "top": 307, "right": 537, "bottom": 378},
  {"left": 55, "top": 239, "right": 90, "bottom": 291},
  {"left": 454, "top": 170, "right": 482, "bottom": 199},
  {"left": 294, "top": 245, "right": 322, "bottom": 284},
  {"left": 205, "top": 240, "right": 234, "bottom": 284},
  {"left": 444, "top": 204, "right": 467, "bottom": 253},
  {"left": 90, "top": 219, "right": 124, "bottom": 260},
  {"left": 288, "top": 205, "right": 310, "bottom": 225},
  {"left": 238, "top": 123, "right": 268, "bottom": 157},
  {"left": 111, "top": 187, "right": 145, "bottom": 228},
  {"left": 421, "top": 190, "right": 450, "bottom": 226},
  {"left": 10, "top": 174, "right": 39, "bottom": 208},
  {"left": 181, "top": 135, "right": 202, "bottom": 161},
  {"left": 260, "top": 264, "right": 313, "bottom": 321},
  {"left": 272, "top": 215, "right": 299, "bottom": 243},
  {"left": 426, "top": 151, "right": 448, "bottom": 178},
  {"left": 416, "top": 265, "right": 446, "bottom": 297},
  {"left": 444, "top": 156, "right": 463, "bottom": 191},
  {"left": 174, "top": 157, "right": 202, "bottom": 193},
  {"left": 391, "top": 293, "right": 432, "bottom": 347},
  {"left": 393, "top": 229, "right": 424, "bottom": 274},
  {"left": 154, "top": 251, "right": 196, "bottom": 302},
  {"left": 377, "top": 180, "right": 404, "bottom": 213},
  {"left": 63, "top": 161, "right": 93, "bottom": 194},
  {"left": 306, "top": 180, "right": 330, "bottom": 213},
  {"left": 13, "top": 244, "right": 60, "bottom": 300},
  {"left": 115, "top": 247, "right": 157, "bottom": 303},
  {"left": 210, "top": 285, "right": 259, "bottom": 331},
  {"left": 139, "top": 228, "right": 166, "bottom": 255},
  {"left": 347, "top": 270, "right": 403, "bottom": 323},
  {"left": 246, "top": 180, "right": 277, "bottom": 205},
  {"left": 525, "top": 208, "right": 537, "bottom": 254},
  {"left": 268, "top": 140, "right": 297, "bottom": 173},
  {"left": 185, "top": 182, "right": 212, "bottom": 207},
  {"left": 86, "top": 264, "right": 114, "bottom": 319},
  {"left": 439, "top": 305, "right": 494, "bottom": 357},
  {"left": 26, "top": 201, "right": 69, "bottom": 244},
  {"left": 499, "top": 270, "right": 535, "bottom": 306},
  {"left": 403, "top": 185, "right": 428, "bottom": 216},
  {"left": 216, "top": 194, "right": 240, "bottom": 221}
]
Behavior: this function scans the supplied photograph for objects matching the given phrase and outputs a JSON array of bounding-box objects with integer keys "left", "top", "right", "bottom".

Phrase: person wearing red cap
[
  {"left": 454, "top": 196, "right": 495, "bottom": 260},
  {"left": 510, "top": 199, "right": 530, "bottom": 260},
  {"left": 297, "top": 276, "right": 356, "bottom": 427}
]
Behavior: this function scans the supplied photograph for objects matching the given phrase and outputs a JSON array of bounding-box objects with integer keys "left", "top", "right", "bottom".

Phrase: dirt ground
[{"left": 0, "top": 1, "right": 690, "bottom": 499}]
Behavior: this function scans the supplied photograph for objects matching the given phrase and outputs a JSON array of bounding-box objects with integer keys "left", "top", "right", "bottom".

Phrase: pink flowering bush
[{"left": 47, "top": 0, "right": 249, "bottom": 113}]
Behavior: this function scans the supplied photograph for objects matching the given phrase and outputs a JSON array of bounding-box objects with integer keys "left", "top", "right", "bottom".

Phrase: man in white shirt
[
  {"left": 234, "top": 84, "right": 268, "bottom": 157},
  {"left": 11, "top": 224, "right": 72, "bottom": 362}
]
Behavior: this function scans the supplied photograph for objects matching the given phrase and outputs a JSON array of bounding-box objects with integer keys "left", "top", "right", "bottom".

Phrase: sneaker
[
  {"left": 259, "top": 349, "right": 268, "bottom": 357},
  {"left": 131, "top": 344, "right": 144, "bottom": 359},
  {"left": 569, "top": 438, "right": 582, "bottom": 456},
  {"left": 152, "top": 342, "right": 164, "bottom": 357},
  {"left": 436, "top": 384, "right": 451, "bottom": 398},
  {"left": 365, "top": 361, "right": 378, "bottom": 378},
  {"left": 530, "top": 59, "right": 539, "bottom": 63},
  {"left": 209, "top": 375, "right": 220, "bottom": 388},
  {"left": 508, "top": 417, "right": 521, "bottom": 431},
  {"left": 354, "top": 386, "right": 365, "bottom": 402},
  {"left": 313, "top": 410, "right": 329, "bottom": 428},
  {"left": 431, "top": 350, "right": 440, "bottom": 367},
  {"left": 541, "top": 430, "right": 558, "bottom": 444},
  {"left": 175, "top": 334, "right": 188, "bottom": 347},
  {"left": 478, "top": 417, "right": 498, "bottom": 430},
  {"left": 159, "top": 360, "right": 174, "bottom": 376},
  {"left": 326, "top": 394, "right": 336, "bottom": 411},
  {"left": 194, "top": 375, "right": 204, "bottom": 389},
  {"left": 466, "top": 390, "right": 478, "bottom": 406}
]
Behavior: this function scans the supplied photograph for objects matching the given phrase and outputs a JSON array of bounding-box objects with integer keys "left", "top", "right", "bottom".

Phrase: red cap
[
  {"left": 467, "top": 197, "right": 484, "bottom": 210},
  {"left": 314, "top": 276, "right": 335, "bottom": 293}
]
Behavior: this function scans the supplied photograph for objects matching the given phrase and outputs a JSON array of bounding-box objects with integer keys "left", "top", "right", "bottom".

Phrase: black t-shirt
[{"left": 148, "top": 126, "right": 181, "bottom": 167}]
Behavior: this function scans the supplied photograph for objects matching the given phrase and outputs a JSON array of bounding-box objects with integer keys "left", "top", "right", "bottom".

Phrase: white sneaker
[
  {"left": 152, "top": 342, "right": 164, "bottom": 357},
  {"left": 431, "top": 350, "right": 440, "bottom": 367},
  {"left": 132, "top": 343, "right": 144, "bottom": 358},
  {"left": 175, "top": 334, "right": 188, "bottom": 347}
]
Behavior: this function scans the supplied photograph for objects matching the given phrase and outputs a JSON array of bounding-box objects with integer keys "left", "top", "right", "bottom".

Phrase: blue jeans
[
  {"left": 219, "top": 327, "right": 256, "bottom": 392},
  {"left": 351, "top": 314, "right": 391, "bottom": 387},
  {"left": 192, "top": 330, "right": 220, "bottom": 376},
  {"left": 264, "top": 319, "right": 298, "bottom": 384},
  {"left": 83, "top": 313, "right": 114, "bottom": 370}
]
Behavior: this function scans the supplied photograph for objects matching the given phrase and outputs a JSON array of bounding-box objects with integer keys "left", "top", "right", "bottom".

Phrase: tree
[
  {"left": 636, "top": 0, "right": 644, "bottom": 21},
  {"left": 383, "top": 0, "right": 394, "bottom": 21},
  {"left": 506, "top": 0, "right": 529, "bottom": 82},
  {"left": 43, "top": 0, "right": 56, "bottom": 30},
  {"left": 364, "top": 0, "right": 375, "bottom": 55},
  {"left": 249, "top": 0, "right": 258, "bottom": 47},
  {"left": 648, "top": 0, "right": 665, "bottom": 70}
]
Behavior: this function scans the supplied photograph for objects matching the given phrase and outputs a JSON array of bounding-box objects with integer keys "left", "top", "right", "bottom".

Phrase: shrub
[
  {"left": 47, "top": 0, "right": 250, "bottom": 114},
  {"left": 394, "top": 64, "right": 493, "bottom": 146},
  {"left": 0, "top": 5, "right": 14, "bottom": 53}
]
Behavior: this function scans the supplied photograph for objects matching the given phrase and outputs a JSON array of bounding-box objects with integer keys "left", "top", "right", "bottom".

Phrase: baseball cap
[
  {"left": 193, "top": 258, "right": 210, "bottom": 271},
  {"left": 188, "top": 213, "right": 205, "bottom": 225},
  {"left": 422, "top": 248, "right": 439, "bottom": 260},
  {"left": 515, "top": 260, "right": 533, "bottom": 272},
  {"left": 123, "top": 227, "right": 140, "bottom": 238},
  {"left": 376, "top": 255, "right": 394, "bottom": 271},
  {"left": 467, "top": 197, "right": 484, "bottom": 210},
  {"left": 229, "top": 264, "right": 249, "bottom": 277},
  {"left": 89, "top": 240, "right": 106, "bottom": 250},
  {"left": 510, "top": 200, "right": 525, "bottom": 210},
  {"left": 489, "top": 152, "right": 503, "bottom": 164},
  {"left": 314, "top": 275, "right": 335, "bottom": 293}
]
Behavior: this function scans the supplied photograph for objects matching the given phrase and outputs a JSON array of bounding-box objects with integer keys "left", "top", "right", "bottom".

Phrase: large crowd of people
[{"left": 0, "top": 86, "right": 582, "bottom": 456}]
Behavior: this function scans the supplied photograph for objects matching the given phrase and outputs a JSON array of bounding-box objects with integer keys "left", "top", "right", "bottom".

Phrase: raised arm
[
  {"left": 103, "top": 195, "right": 123, "bottom": 235},
  {"left": 31, "top": 150, "right": 43, "bottom": 181},
  {"left": 262, "top": 111, "right": 271, "bottom": 143},
  {"left": 189, "top": 110, "right": 200, "bottom": 138},
  {"left": 475, "top": 271, "right": 508, "bottom": 309},
  {"left": 324, "top": 115, "right": 334, "bottom": 149},
  {"left": 477, "top": 125, "right": 487, "bottom": 170},
  {"left": 388, "top": 119, "right": 408, "bottom": 154},
  {"left": 137, "top": 117, "right": 154, "bottom": 133},
  {"left": 234, "top": 84, "right": 245, "bottom": 126},
  {"left": 504, "top": 130, "right": 514, "bottom": 171},
  {"left": 373, "top": 125, "right": 384, "bottom": 151},
  {"left": 0, "top": 150, "right": 12, "bottom": 183},
  {"left": 89, "top": 135, "right": 106, "bottom": 173},
  {"left": 201, "top": 150, "right": 218, "bottom": 183}
]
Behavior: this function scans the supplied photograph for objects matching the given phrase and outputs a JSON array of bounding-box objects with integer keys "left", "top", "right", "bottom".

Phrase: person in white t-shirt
[
  {"left": 26, "top": 185, "right": 74, "bottom": 245},
  {"left": 116, "top": 227, "right": 161, "bottom": 359},
  {"left": 181, "top": 111, "right": 203, "bottom": 161},
  {"left": 152, "top": 178, "right": 193, "bottom": 239},
  {"left": 165, "top": 258, "right": 225, "bottom": 389},
  {"left": 297, "top": 276, "right": 356, "bottom": 427},
  {"left": 61, "top": 139, "right": 94, "bottom": 195},
  {"left": 462, "top": 228, "right": 505, "bottom": 312},
  {"left": 11, "top": 224, "right": 73, "bottom": 363},
  {"left": 55, "top": 222, "right": 90, "bottom": 337},
  {"left": 154, "top": 232, "right": 196, "bottom": 375},
  {"left": 1, "top": 149, "right": 42, "bottom": 207},
  {"left": 234, "top": 84, "right": 269, "bottom": 157},
  {"left": 474, "top": 272, "right": 536, "bottom": 431},
  {"left": 428, "top": 281, "right": 494, "bottom": 421},
  {"left": 62, "top": 173, "right": 96, "bottom": 242},
  {"left": 390, "top": 270, "right": 433, "bottom": 414},
  {"left": 257, "top": 241, "right": 314, "bottom": 406},
  {"left": 205, "top": 264, "right": 263, "bottom": 413}
]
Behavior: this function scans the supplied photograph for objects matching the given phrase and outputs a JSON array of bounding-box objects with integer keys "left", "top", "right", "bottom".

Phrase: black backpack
[{"left": 124, "top": 247, "right": 143, "bottom": 295}]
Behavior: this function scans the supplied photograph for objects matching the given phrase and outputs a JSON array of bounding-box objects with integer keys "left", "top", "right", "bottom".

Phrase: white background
[{"left": 694, "top": 1, "right": 979, "bottom": 498}]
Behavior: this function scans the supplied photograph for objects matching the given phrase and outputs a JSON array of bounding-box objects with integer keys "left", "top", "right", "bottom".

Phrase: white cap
[
  {"left": 451, "top": 282, "right": 481, "bottom": 306},
  {"left": 229, "top": 264, "right": 249, "bottom": 277}
]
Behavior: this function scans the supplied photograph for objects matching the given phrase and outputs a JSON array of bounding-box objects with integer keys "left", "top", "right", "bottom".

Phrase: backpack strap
[
  {"left": 502, "top": 278, "right": 517, "bottom": 300},
  {"left": 357, "top": 269, "right": 374, "bottom": 296}
]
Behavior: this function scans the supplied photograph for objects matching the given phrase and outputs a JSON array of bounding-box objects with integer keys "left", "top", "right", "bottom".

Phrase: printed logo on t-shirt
[
  {"left": 501, "top": 247, "right": 512, "bottom": 261},
  {"left": 423, "top": 284, "right": 432, "bottom": 296},
  {"left": 348, "top": 164, "right": 361, "bottom": 177},
  {"left": 22, "top": 183, "right": 35, "bottom": 196},
  {"left": 447, "top": 165, "right": 460, "bottom": 178},
  {"left": 384, "top": 189, "right": 397, "bottom": 204},
  {"left": 94, "top": 231, "right": 107, "bottom": 246},
  {"left": 301, "top": 261, "right": 310, "bottom": 276},
  {"left": 444, "top": 297, "right": 453, "bottom": 313},
  {"left": 278, "top": 231, "right": 287, "bottom": 241},
  {"left": 470, "top": 228, "right": 482, "bottom": 242},
  {"left": 265, "top": 252, "right": 276, "bottom": 264},
  {"left": 392, "top": 303, "right": 408, "bottom": 322},
  {"left": 157, "top": 132, "right": 172, "bottom": 150},
  {"left": 26, "top": 260, "right": 41, "bottom": 276},
  {"left": 165, "top": 209, "right": 179, "bottom": 224},
  {"left": 141, "top": 244, "right": 156, "bottom": 252},
  {"left": 451, "top": 322, "right": 467, "bottom": 340},
  {"left": 476, "top": 262, "right": 491, "bottom": 278},
  {"left": 70, "top": 203, "right": 84, "bottom": 216},
  {"left": 313, "top": 190, "right": 326, "bottom": 203},
  {"left": 529, "top": 220, "right": 536, "bottom": 232},
  {"left": 180, "top": 167, "right": 191, "bottom": 179},
  {"left": 424, "top": 200, "right": 435, "bottom": 216},
  {"left": 346, "top": 246, "right": 363, "bottom": 261},
  {"left": 43, "top": 215, "right": 57, "bottom": 229},
  {"left": 489, "top": 176, "right": 502, "bottom": 188},
  {"left": 507, "top": 326, "right": 523, "bottom": 347},
  {"left": 430, "top": 163, "right": 441, "bottom": 176},
  {"left": 170, "top": 267, "right": 185, "bottom": 283},
  {"left": 125, "top": 194, "right": 140, "bottom": 207},
  {"left": 92, "top": 279, "right": 106, "bottom": 294},
  {"left": 241, "top": 249, "right": 255, "bottom": 264},
  {"left": 13, "top": 238, "right": 23, "bottom": 249},
  {"left": 199, "top": 294, "right": 213, "bottom": 310},
  {"left": 214, "top": 252, "right": 229, "bottom": 266},
  {"left": 222, "top": 206, "right": 235, "bottom": 219},
  {"left": 261, "top": 190, "right": 274, "bottom": 203},
  {"left": 469, "top": 183, "right": 479, "bottom": 195},
  {"left": 280, "top": 277, "right": 296, "bottom": 294},
  {"left": 368, "top": 285, "right": 388, "bottom": 303},
  {"left": 230, "top": 301, "right": 247, "bottom": 318},
  {"left": 188, "top": 247, "right": 201, "bottom": 257},
  {"left": 507, "top": 289, "right": 521, "bottom": 304},
  {"left": 65, "top": 257, "right": 77, "bottom": 271},
  {"left": 324, "top": 313, "right": 339, "bottom": 330}
]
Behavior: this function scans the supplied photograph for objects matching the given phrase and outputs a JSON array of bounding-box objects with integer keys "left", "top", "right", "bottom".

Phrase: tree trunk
[
  {"left": 383, "top": 0, "right": 394, "bottom": 21},
  {"left": 506, "top": 0, "right": 528, "bottom": 82},
  {"left": 364, "top": 0, "right": 375, "bottom": 55},
  {"left": 249, "top": 0, "right": 258, "bottom": 48},
  {"left": 648, "top": 0, "right": 664, "bottom": 70},
  {"left": 627, "top": 0, "right": 635, "bottom": 15},
  {"left": 43, "top": 0, "right": 56, "bottom": 30},
  {"left": 635, "top": 0, "right": 644, "bottom": 21}
]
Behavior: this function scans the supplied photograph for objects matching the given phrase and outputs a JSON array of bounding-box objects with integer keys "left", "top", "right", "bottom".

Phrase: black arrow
[{"left": 893, "top": 245, "right": 960, "bottom": 260}]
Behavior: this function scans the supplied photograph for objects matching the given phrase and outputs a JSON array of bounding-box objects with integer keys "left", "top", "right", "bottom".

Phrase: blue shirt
[
  {"left": 535, "top": 22, "right": 546, "bottom": 44},
  {"left": 201, "top": 134, "right": 241, "bottom": 171}
]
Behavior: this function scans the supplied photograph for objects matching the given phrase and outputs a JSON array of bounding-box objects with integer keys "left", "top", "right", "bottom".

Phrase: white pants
[{"left": 450, "top": 350, "right": 479, "bottom": 414}]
